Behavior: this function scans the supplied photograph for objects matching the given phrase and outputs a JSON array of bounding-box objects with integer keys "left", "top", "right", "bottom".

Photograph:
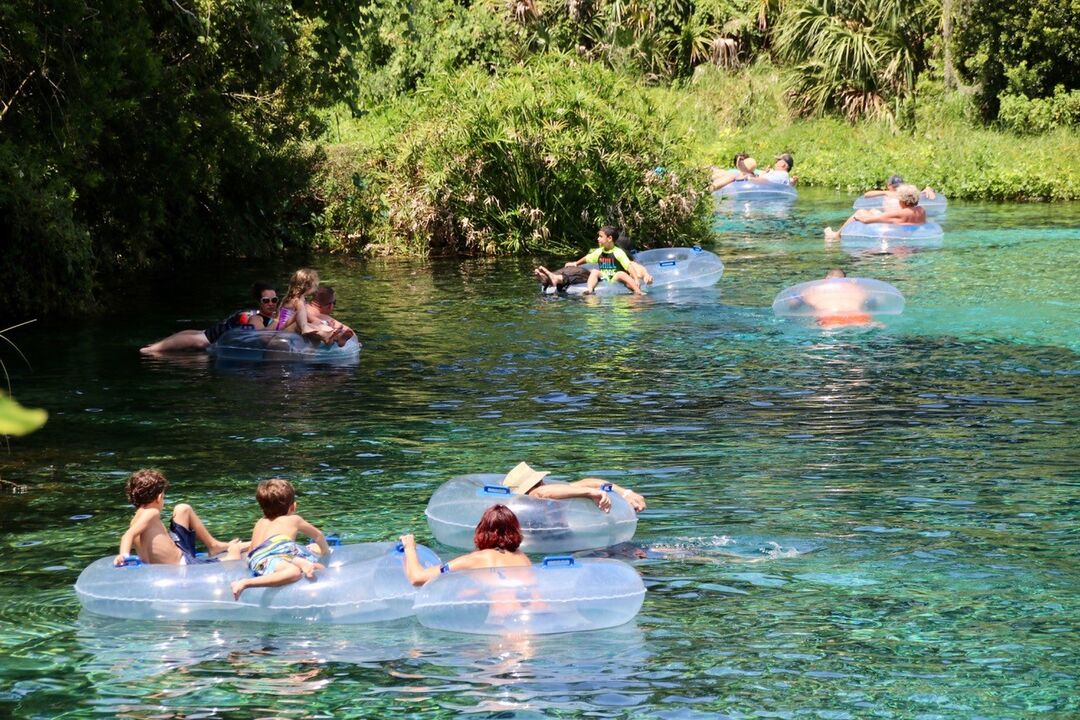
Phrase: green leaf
[{"left": 0, "top": 393, "right": 47, "bottom": 437}]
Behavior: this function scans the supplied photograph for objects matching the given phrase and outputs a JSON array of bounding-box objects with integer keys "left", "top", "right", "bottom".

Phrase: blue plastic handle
[
  {"left": 600, "top": 482, "right": 613, "bottom": 492},
  {"left": 660, "top": 261, "right": 677, "bottom": 268},
  {"left": 692, "top": 245, "right": 703, "bottom": 253},
  {"left": 394, "top": 542, "right": 405, "bottom": 553},
  {"left": 327, "top": 534, "right": 342, "bottom": 547},
  {"left": 542, "top": 556, "right": 576, "bottom": 568},
  {"left": 116, "top": 555, "right": 142, "bottom": 568},
  {"left": 480, "top": 485, "right": 511, "bottom": 496}
]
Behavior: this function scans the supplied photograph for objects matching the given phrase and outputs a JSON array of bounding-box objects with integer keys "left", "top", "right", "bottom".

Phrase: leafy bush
[
  {"left": 997, "top": 89, "right": 1080, "bottom": 134},
  {"left": 317, "top": 57, "right": 712, "bottom": 255},
  {"left": 953, "top": 0, "right": 1080, "bottom": 121}
]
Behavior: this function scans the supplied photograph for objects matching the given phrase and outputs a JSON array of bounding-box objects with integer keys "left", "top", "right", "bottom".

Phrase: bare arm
[
  {"left": 863, "top": 189, "right": 889, "bottom": 197},
  {"left": 115, "top": 508, "right": 157, "bottom": 565},
  {"left": 529, "top": 482, "right": 612, "bottom": 512},
  {"left": 294, "top": 515, "right": 331, "bottom": 557},
  {"left": 571, "top": 478, "right": 647, "bottom": 511},
  {"left": 401, "top": 533, "right": 488, "bottom": 586}
]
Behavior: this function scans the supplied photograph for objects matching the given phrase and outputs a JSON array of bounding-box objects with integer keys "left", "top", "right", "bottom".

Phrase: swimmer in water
[{"left": 797, "top": 269, "right": 876, "bottom": 328}]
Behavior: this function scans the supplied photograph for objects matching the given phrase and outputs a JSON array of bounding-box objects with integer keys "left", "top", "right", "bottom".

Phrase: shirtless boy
[
  {"left": 231, "top": 478, "right": 332, "bottom": 600},
  {"left": 114, "top": 469, "right": 245, "bottom": 566}
]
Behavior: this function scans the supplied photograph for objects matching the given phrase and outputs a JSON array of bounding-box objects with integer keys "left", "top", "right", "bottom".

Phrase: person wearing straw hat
[{"left": 501, "top": 462, "right": 647, "bottom": 512}]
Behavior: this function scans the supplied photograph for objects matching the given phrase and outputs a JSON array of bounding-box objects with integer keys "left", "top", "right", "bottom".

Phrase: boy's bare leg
[
  {"left": 172, "top": 503, "right": 246, "bottom": 558},
  {"left": 231, "top": 562, "right": 303, "bottom": 600},
  {"left": 292, "top": 556, "right": 325, "bottom": 579},
  {"left": 584, "top": 269, "right": 601, "bottom": 294},
  {"left": 614, "top": 271, "right": 643, "bottom": 295}
]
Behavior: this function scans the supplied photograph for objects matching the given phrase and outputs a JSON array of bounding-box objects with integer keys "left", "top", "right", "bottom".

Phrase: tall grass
[{"left": 677, "top": 66, "right": 1080, "bottom": 200}]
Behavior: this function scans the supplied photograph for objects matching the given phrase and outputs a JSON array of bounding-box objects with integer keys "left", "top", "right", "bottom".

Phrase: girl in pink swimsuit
[{"left": 275, "top": 268, "right": 334, "bottom": 342}]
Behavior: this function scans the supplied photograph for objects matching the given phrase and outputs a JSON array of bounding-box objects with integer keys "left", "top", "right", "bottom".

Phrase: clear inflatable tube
[
  {"left": 840, "top": 220, "right": 944, "bottom": 241},
  {"left": 853, "top": 192, "right": 947, "bottom": 214},
  {"left": 716, "top": 179, "right": 797, "bottom": 201},
  {"left": 772, "top": 277, "right": 905, "bottom": 318},
  {"left": 425, "top": 474, "right": 638, "bottom": 553},
  {"left": 413, "top": 556, "right": 646, "bottom": 635},
  {"left": 74, "top": 542, "right": 441, "bottom": 624},
  {"left": 209, "top": 328, "right": 361, "bottom": 363},
  {"left": 632, "top": 247, "right": 724, "bottom": 290},
  {"left": 548, "top": 247, "right": 723, "bottom": 295}
]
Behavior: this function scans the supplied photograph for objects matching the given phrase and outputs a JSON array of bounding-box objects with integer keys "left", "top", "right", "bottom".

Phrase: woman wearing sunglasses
[{"left": 140, "top": 283, "right": 279, "bottom": 354}]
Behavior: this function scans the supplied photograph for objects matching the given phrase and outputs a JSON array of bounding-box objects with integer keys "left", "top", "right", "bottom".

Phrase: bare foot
[
  {"left": 231, "top": 579, "right": 247, "bottom": 600},
  {"left": 296, "top": 559, "right": 325, "bottom": 579},
  {"left": 823, "top": 227, "right": 840, "bottom": 241},
  {"left": 224, "top": 538, "right": 248, "bottom": 561},
  {"left": 336, "top": 328, "right": 355, "bottom": 347}
]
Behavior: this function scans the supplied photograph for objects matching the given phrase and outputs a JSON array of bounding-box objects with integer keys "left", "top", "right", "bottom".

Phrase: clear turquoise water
[{"left": 2, "top": 193, "right": 1078, "bottom": 718}]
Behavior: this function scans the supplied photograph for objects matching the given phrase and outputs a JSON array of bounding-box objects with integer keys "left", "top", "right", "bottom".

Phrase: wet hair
[
  {"left": 313, "top": 286, "right": 336, "bottom": 307},
  {"left": 256, "top": 478, "right": 296, "bottom": 519},
  {"left": 283, "top": 268, "right": 319, "bottom": 304},
  {"left": 599, "top": 226, "right": 618, "bottom": 243},
  {"left": 896, "top": 184, "right": 920, "bottom": 207},
  {"left": 473, "top": 504, "right": 523, "bottom": 552},
  {"left": 887, "top": 174, "right": 904, "bottom": 188},
  {"left": 732, "top": 152, "right": 748, "bottom": 167},
  {"left": 126, "top": 468, "right": 168, "bottom": 507},
  {"left": 252, "top": 282, "right": 275, "bottom": 303},
  {"left": 825, "top": 268, "right": 847, "bottom": 279}
]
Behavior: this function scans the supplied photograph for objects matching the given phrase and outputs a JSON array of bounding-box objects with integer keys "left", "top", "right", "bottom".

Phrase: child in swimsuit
[
  {"left": 275, "top": 268, "right": 337, "bottom": 343},
  {"left": 231, "top": 478, "right": 332, "bottom": 600},
  {"left": 114, "top": 469, "right": 246, "bottom": 566}
]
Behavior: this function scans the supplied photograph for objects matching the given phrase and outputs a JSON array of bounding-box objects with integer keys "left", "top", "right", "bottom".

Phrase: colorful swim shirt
[{"left": 584, "top": 247, "right": 632, "bottom": 280}]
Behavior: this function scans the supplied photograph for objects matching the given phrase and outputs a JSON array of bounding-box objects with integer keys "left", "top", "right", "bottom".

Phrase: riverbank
[
  {"left": 316, "top": 64, "right": 1080, "bottom": 255},
  {"left": 677, "top": 67, "right": 1080, "bottom": 201}
]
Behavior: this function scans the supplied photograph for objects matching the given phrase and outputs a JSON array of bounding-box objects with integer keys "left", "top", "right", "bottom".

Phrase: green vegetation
[
  {"left": 676, "top": 67, "right": 1080, "bottom": 200},
  {"left": 2, "top": 0, "right": 1078, "bottom": 314},
  {"left": 316, "top": 58, "right": 710, "bottom": 256}
]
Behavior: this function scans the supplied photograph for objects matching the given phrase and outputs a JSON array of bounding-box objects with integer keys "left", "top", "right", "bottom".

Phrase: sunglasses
[{"left": 260, "top": 296, "right": 279, "bottom": 305}]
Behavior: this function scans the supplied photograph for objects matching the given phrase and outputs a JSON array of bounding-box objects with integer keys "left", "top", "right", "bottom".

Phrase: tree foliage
[
  {"left": 0, "top": 0, "right": 364, "bottom": 316},
  {"left": 953, "top": 0, "right": 1080, "bottom": 121},
  {"left": 318, "top": 57, "right": 711, "bottom": 256},
  {"left": 774, "top": 0, "right": 939, "bottom": 123}
]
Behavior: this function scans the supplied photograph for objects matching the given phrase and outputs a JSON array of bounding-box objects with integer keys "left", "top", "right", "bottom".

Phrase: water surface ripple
[{"left": 2, "top": 196, "right": 1078, "bottom": 718}]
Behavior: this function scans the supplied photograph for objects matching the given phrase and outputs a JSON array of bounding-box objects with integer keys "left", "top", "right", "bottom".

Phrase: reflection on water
[{"left": 1, "top": 194, "right": 1078, "bottom": 717}]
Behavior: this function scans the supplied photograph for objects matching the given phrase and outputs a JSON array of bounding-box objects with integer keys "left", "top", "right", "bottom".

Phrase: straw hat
[{"left": 502, "top": 462, "right": 549, "bottom": 495}]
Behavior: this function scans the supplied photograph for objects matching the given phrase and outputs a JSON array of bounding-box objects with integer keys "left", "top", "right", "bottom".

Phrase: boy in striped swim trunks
[{"left": 231, "top": 478, "right": 332, "bottom": 600}]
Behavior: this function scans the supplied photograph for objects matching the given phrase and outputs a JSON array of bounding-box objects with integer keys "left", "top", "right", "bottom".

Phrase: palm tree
[{"left": 774, "top": 0, "right": 938, "bottom": 123}]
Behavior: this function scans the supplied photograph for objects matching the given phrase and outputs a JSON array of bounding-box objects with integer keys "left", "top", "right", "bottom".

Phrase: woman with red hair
[{"left": 401, "top": 504, "right": 530, "bottom": 586}]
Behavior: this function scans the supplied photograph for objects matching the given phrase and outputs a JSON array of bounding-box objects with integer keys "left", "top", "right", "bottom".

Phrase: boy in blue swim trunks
[
  {"left": 231, "top": 478, "right": 332, "bottom": 600},
  {"left": 115, "top": 469, "right": 246, "bottom": 566}
]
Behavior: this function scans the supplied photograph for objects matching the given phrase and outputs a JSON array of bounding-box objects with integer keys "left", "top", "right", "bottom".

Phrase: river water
[{"left": 2, "top": 191, "right": 1078, "bottom": 718}]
